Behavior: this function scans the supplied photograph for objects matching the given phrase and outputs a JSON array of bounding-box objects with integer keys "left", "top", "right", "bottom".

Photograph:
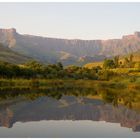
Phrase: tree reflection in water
[{"left": 0, "top": 82, "right": 140, "bottom": 131}]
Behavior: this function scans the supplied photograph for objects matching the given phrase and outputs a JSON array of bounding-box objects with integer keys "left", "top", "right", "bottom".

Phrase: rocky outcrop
[{"left": 0, "top": 28, "right": 17, "bottom": 48}]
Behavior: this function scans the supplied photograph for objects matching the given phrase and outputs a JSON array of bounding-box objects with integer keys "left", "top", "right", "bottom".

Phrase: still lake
[{"left": 0, "top": 84, "right": 140, "bottom": 138}]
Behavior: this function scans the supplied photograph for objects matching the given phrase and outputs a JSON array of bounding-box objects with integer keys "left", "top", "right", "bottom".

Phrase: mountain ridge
[{"left": 0, "top": 28, "right": 140, "bottom": 65}]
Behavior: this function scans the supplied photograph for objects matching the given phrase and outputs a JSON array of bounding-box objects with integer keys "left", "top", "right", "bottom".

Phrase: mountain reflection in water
[{"left": 0, "top": 95, "right": 140, "bottom": 132}]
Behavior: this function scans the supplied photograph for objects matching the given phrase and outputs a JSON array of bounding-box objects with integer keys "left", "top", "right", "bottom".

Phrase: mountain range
[{"left": 0, "top": 28, "right": 140, "bottom": 65}]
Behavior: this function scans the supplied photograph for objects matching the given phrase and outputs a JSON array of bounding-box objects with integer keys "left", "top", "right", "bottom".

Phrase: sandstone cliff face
[
  {"left": 0, "top": 28, "right": 140, "bottom": 65},
  {"left": 0, "top": 28, "right": 17, "bottom": 48}
]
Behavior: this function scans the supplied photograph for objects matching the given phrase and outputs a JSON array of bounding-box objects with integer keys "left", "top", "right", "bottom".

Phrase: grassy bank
[{"left": 0, "top": 76, "right": 140, "bottom": 90}]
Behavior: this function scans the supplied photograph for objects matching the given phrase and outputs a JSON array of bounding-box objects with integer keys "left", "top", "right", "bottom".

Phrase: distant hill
[
  {"left": 1, "top": 28, "right": 140, "bottom": 65},
  {"left": 0, "top": 43, "right": 32, "bottom": 64},
  {"left": 84, "top": 51, "right": 140, "bottom": 69}
]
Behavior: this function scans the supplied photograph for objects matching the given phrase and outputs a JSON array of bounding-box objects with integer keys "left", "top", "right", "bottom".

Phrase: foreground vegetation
[
  {"left": 0, "top": 53, "right": 140, "bottom": 88},
  {"left": 0, "top": 54, "right": 140, "bottom": 81},
  {"left": 0, "top": 53, "right": 140, "bottom": 112}
]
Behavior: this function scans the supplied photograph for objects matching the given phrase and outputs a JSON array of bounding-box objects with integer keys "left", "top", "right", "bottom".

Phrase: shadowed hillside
[{"left": 0, "top": 43, "right": 32, "bottom": 64}]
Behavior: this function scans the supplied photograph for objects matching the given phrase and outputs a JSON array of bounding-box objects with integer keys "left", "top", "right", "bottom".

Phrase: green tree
[
  {"left": 124, "top": 54, "right": 134, "bottom": 68},
  {"left": 124, "top": 57, "right": 130, "bottom": 67},
  {"left": 57, "top": 62, "right": 63, "bottom": 70},
  {"left": 129, "top": 54, "right": 134, "bottom": 62},
  {"left": 129, "top": 54, "right": 134, "bottom": 68},
  {"left": 103, "top": 59, "right": 115, "bottom": 69},
  {"left": 114, "top": 56, "right": 119, "bottom": 68}
]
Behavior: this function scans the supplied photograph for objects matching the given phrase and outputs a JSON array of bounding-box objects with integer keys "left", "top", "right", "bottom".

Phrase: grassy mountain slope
[{"left": 0, "top": 43, "right": 32, "bottom": 64}]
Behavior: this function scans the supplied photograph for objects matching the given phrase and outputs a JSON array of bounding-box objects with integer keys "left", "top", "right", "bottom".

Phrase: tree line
[
  {"left": 103, "top": 54, "right": 140, "bottom": 69},
  {"left": 0, "top": 60, "right": 115, "bottom": 80},
  {"left": 1, "top": 53, "right": 139, "bottom": 80}
]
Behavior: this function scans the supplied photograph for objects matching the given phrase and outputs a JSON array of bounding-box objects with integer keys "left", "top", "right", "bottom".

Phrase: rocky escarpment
[
  {"left": 0, "top": 28, "right": 140, "bottom": 65},
  {"left": 0, "top": 28, "right": 17, "bottom": 48}
]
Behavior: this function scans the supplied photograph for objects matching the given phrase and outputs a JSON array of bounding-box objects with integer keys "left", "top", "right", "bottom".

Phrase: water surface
[{"left": 0, "top": 85, "right": 140, "bottom": 137}]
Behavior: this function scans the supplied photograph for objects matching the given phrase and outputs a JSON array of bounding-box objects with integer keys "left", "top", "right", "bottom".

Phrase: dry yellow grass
[
  {"left": 84, "top": 61, "right": 103, "bottom": 69},
  {"left": 109, "top": 68, "right": 137, "bottom": 74}
]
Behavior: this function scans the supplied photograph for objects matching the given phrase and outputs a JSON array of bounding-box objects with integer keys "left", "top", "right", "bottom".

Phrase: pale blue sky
[{"left": 0, "top": 3, "right": 140, "bottom": 39}]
